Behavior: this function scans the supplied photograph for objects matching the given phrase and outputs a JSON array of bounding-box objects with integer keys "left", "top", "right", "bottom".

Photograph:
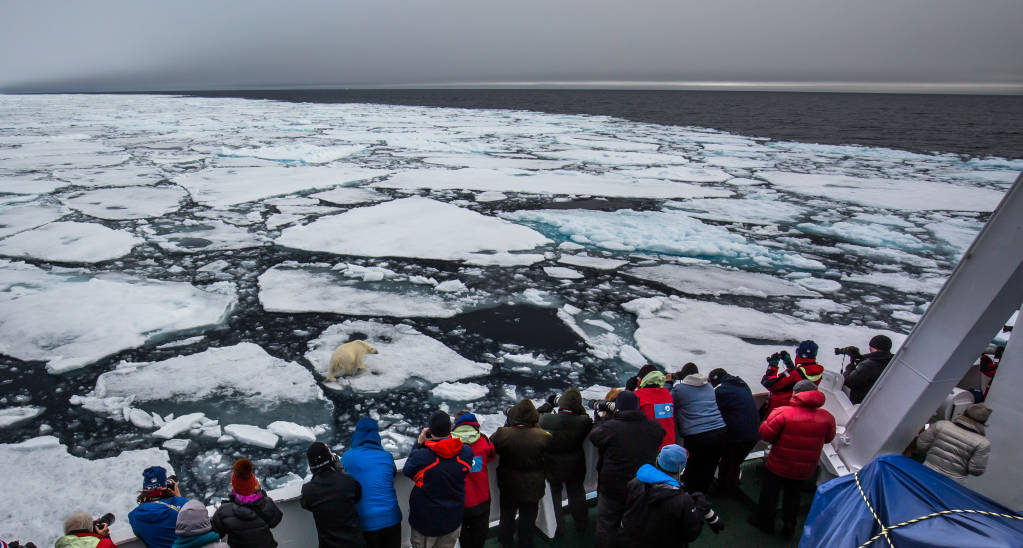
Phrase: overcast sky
[{"left": 2, "top": 0, "right": 1021, "bottom": 93}]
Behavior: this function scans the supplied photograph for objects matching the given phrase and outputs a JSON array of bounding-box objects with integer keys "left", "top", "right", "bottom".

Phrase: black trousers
[
  {"left": 717, "top": 440, "right": 757, "bottom": 493},
  {"left": 757, "top": 468, "right": 803, "bottom": 528},
  {"left": 460, "top": 501, "right": 491, "bottom": 548},
  {"left": 682, "top": 427, "right": 727, "bottom": 494},
  {"left": 498, "top": 497, "right": 540, "bottom": 548},
  {"left": 594, "top": 494, "right": 625, "bottom": 548},
  {"left": 549, "top": 478, "right": 588, "bottom": 533},
  {"left": 363, "top": 522, "right": 401, "bottom": 548}
]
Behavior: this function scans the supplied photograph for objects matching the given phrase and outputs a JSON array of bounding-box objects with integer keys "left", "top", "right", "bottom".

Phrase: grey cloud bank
[{"left": 2, "top": 0, "right": 1021, "bottom": 93}]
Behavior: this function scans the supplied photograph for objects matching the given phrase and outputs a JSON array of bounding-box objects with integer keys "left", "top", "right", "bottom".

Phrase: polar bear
[{"left": 326, "top": 340, "right": 379, "bottom": 382}]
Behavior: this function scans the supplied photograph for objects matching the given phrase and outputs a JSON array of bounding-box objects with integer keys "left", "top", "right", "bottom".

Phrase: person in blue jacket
[
  {"left": 708, "top": 368, "right": 762, "bottom": 494},
  {"left": 402, "top": 410, "right": 473, "bottom": 548},
  {"left": 129, "top": 465, "right": 190, "bottom": 548},
  {"left": 341, "top": 417, "right": 403, "bottom": 548}
]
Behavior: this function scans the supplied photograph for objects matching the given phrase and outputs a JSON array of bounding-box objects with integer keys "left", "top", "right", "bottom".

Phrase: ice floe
[
  {"left": 0, "top": 437, "right": 172, "bottom": 547},
  {"left": 310, "top": 186, "right": 392, "bottom": 205},
  {"left": 62, "top": 186, "right": 187, "bottom": 219},
  {"left": 623, "top": 295, "right": 904, "bottom": 388},
  {"left": 759, "top": 172, "right": 1004, "bottom": 212},
  {"left": 220, "top": 144, "right": 366, "bottom": 164},
  {"left": 0, "top": 221, "right": 143, "bottom": 263},
  {"left": 842, "top": 272, "right": 947, "bottom": 295},
  {"left": 277, "top": 197, "right": 551, "bottom": 262},
  {"left": 0, "top": 406, "right": 44, "bottom": 428},
  {"left": 0, "top": 202, "right": 67, "bottom": 238},
  {"left": 143, "top": 218, "right": 270, "bottom": 253},
  {"left": 624, "top": 264, "right": 817, "bottom": 297},
  {"left": 422, "top": 155, "right": 573, "bottom": 170},
  {"left": 174, "top": 166, "right": 388, "bottom": 207},
  {"left": 306, "top": 320, "right": 492, "bottom": 392},
  {"left": 374, "top": 169, "right": 732, "bottom": 200},
  {"left": 431, "top": 382, "right": 489, "bottom": 401},
  {"left": 557, "top": 254, "right": 629, "bottom": 270},
  {"left": 504, "top": 209, "right": 824, "bottom": 270},
  {"left": 0, "top": 260, "right": 236, "bottom": 372},
  {"left": 268, "top": 421, "right": 317, "bottom": 443},
  {"left": 224, "top": 424, "right": 279, "bottom": 448},
  {"left": 544, "top": 266, "right": 584, "bottom": 279}
]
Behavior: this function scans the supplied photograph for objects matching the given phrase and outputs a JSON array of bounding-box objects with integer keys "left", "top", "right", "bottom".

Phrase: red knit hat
[{"left": 231, "top": 458, "right": 259, "bottom": 496}]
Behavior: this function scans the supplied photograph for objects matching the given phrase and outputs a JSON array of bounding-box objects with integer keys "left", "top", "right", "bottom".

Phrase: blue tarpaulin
[{"left": 801, "top": 454, "right": 1023, "bottom": 547}]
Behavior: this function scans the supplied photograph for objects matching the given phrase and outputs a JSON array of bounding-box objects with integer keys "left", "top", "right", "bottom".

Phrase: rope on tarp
[{"left": 853, "top": 469, "right": 1023, "bottom": 548}]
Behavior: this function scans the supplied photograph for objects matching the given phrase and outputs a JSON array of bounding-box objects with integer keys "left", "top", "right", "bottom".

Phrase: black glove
[
  {"left": 766, "top": 353, "right": 781, "bottom": 368},
  {"left": 779, "top": 350, "right": 794, "bottom": 369},
  {"left": 11, "top": 542, "right": 39, "bottom": 548}
]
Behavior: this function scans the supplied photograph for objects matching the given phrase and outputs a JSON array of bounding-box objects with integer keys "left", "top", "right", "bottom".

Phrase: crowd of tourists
[{"left": 47, "top": 334, "right": 997, "bottom": 548}]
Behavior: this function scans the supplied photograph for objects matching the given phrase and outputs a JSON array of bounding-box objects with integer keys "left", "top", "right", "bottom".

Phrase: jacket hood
[
  {"left": 352, "top": 417, "right": 383, "bottom": 448},
  {"left": 719, "top": 374, "right": 748, "bottom": 389},
  {"left": 682, "top": 374, "right": 708, "bottom": 387},
  {"left": 635, "top": 463, "right": 681, "bottom": 488},
  {"left": 132, "top": 499, "right": 181, "bottom": 524},
  {"left": 953, "top": 414, "right": 986, "bottom": 436},
  {"left": 640, "top": 371, "right": 666, "bottom": 388},
  {"left": 175, "top": 499, "right": 213, "bottom": 536},
  {"left": 226, "top": 491, "right": 266, "bottom": 520},
  {"left": 451, "top": 423, "right": 482, "bottom": 445},
  {"left": 507, "top": 398, "right": 539, "bottom": 426},
  {"left": 425, "top": 436, "right": 465, "bottom": 458},
  {"left": 790, "top": 389, "right": 825, "bottom": 408},
  {"left": 558, "top": 387, "right": 587, "bottom": 414}
]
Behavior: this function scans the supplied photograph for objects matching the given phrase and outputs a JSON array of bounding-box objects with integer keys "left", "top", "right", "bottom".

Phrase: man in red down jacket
[
  {"left": 761, "top": 340, "right": 824, "bottom": 416},
  {"left": 750, "top": 380, "right": 835, "bottom": 537},
  {"left": 634, "top": 369, "right": 676, "bottom": 449},
  {"left": 451, "top": 411, "right": 496, "bottom": 548}
]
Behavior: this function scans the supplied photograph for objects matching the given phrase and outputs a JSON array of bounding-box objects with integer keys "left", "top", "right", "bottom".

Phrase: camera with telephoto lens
[
  {"left": 834, "top": 346, "right": 861, "bottom": 357},
  {"left": 589, "top": 400, "right": 617, "bottom": 414},
  {"left": 93, "top": 512, "right": 115, "bottom": 530},
  {"left": 692, "top": 492, "right": 724, "bottom": 534}
]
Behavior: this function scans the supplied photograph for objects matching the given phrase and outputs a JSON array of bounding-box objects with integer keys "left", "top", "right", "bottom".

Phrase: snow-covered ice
[
  {"left": 0, "top": 203, "right": 67, "bottom": 238},
  {"left": 224, "top": 424, "right": 280, "bottom": 449},
  {"left": 0, "top": 221, "right": 142, "bottom": 263},
  {"left": 431, "top": 382, "right": 489, "bottom": 401},
  {"left": 544, "top": 266, "right": 585, "bottom": 279},
  {"left": 0, "top": 437, "right": 172, "bottom": 547},
  {"left": 624, "top": 264, "right": 817, "bottom": 297},
  {"left": 0, "top": 261, "right": 236, "bottom": 372},
  {"left": 268, "top": 421, "right": 317, "bottom": 443},
  {"left": 62, "top": 186, "right": 187, "bottom": 219},
  {"left": 557, "top": 254, "right": 629, "bottom": 270},
  {"left": 306, "top": 321, "right": 492, "bottom": 392},
  {"left": 310, "top": 186, "right": 392, "bottom": 205},
  {"left": 174, "top": 166, "right": 388, "bottom": 207},
  {"left": 277, "top": 197, "right": 551, "bottom": 262},
  {"left": 0, "top": 406, "right": 44, "bottom": 428}
]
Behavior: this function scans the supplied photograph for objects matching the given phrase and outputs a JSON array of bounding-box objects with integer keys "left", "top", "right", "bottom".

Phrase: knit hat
[
  {"left": 640, "top": 370, "right": 666, "bottom": 388},
  {"left": 307, "top": 441, "right": 333, "bottom": 473},
  {"left": 64, "top": 511, "right": 94, "bottom": 534},
  {"left": 231, "top": 458, "right": 259, "bottom": 496},
  {"left": 793, "top": 379, "right": 818, "bottom": 394},
  {"left": 657, "top": 444, "right": 688, "bottom": 475},
  {"left": 678, "top": 362, "right": 699, "bottom": 378},
  {"left": 869, "top": 335, "right": 893, "bottom": 353},
  {"left": 615, "top": 390, "right": 640, "bottom": 411},
  {"left": 175, "top": 499, "right": 213, "bottom": 537},
  {"left": 708, "top": 368, "right": 727, "bottom": 386},
  {"left": 142, "top": 466, "right": 168, "bottom": 490},
  {"left": 429, "top": 410, "right": 451, "bottom": 438},
  {"left": 964, "top": 403, "right": 992, "bottom": 424},
  {"left": 454, "top": 413, "right": 480, "bottom": 428},
  {"left": 796, "top": 340, "right": 819, "bottom": 359},
  {"left": 558, "top": 387, "right": 587, "bottom": 414}
]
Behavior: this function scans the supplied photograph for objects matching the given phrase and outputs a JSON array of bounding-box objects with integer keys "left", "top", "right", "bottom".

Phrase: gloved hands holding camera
[{"left": 766, "top": 352, "right": 781, "bottom": 368}]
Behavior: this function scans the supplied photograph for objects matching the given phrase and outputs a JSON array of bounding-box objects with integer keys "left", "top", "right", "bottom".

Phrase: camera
[
  {"left": 589, "top": 400, "right": 616, "bottom": 414},
  {"left": 93, "top": 512, "right": 115, "bottom": 530},
  {"left": 692, "top": 493, "right": 724, "bottom": 534},
  {"left": 834, "top": 346, "right": 861, "bottom": 357}
]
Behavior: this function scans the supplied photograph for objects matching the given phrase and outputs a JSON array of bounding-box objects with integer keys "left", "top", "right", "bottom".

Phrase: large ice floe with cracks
[{"left": 0, "top": 93, "right": 1019, "bottom": 542}]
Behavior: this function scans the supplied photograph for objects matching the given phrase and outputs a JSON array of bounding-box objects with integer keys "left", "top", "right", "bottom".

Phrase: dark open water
[{"left": 168, "top": 89, "right": 1023, "bottom": 159}]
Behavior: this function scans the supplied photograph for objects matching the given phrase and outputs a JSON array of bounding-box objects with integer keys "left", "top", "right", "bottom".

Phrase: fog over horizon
[{"left": 2, "top": 0, "right": 1022, "bottom": 94}]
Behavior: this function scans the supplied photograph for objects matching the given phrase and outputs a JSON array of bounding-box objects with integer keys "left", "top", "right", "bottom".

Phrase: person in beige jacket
[{"left": 915, "top": 403, "right": 992, "bottom": 485}]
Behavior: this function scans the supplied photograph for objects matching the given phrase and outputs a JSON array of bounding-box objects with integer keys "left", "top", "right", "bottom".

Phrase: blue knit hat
[
  {"left": 142, "top": 466, "right": 168, "bottom": 490},
  {"left": 454, "top": 413, "right": 479, "bottom": 428},
  {"left": 796, "top": 340, "right": 819, "bottom": 359},
  {"left": 657, "top": 444, "right": 688, "bottom": 474}
]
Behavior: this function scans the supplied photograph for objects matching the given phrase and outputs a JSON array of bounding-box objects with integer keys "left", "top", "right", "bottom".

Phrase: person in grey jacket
[
  {"left": 671, "top": 363, "right": 728, "bottom": 493},
  {"left": 915, "top": 403, "right": 992, "bottom": 485}
]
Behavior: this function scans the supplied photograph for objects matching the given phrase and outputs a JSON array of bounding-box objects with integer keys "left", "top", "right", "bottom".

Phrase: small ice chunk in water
[
  {"left": 162, "top": 439, "right": 191, "bottom": 453},
  {"left": 475, "top": 191, "right": 508, "bottom": 202},
  {"left": 558, "top": 255, "right": 629, "bottom": 270},
  {"left": 544, "top": 266, "right": 584, "bottom": 279},
  {"left": 310, "top": 187, "right": 392, "bottom": 205},
  {"left": 224, "top": 424, "right": 280, "bottom": 449},
  {"left": 431, "top": 382, "right": 489, "bottom": 401},
  {"left": 0, "top": 406, "right": 44, "bottom": 428},
  {"left": 153, "top": 412, "right": 206, "bottom": 439},
  {"left": 268, "top": 421, "right": 317, "bottom": 443}
]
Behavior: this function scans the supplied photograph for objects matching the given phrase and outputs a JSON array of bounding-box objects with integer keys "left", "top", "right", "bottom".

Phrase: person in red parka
[
  {"left": 634, "top": 368, "right": 676, "bottom": 449},
  {"left": 750, "top": 380, "right": 835, "bottom": 537},
  {"left": 451, "top": 411, "right": 496, "bottom": 548},
  {"left": 761, "top": 340, "right": 824, "bottom": 416}
]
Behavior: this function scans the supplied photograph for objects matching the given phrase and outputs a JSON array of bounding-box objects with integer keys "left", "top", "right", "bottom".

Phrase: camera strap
[{"left": 153, "top": 500, "right": 181, "bottom": 511}]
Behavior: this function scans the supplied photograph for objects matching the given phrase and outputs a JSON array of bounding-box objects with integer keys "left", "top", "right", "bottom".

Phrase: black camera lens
[{"left": 94, "top": 512, "right": 115, "bottom": 528}]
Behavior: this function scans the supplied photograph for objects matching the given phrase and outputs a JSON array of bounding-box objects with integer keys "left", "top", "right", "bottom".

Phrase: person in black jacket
[
  {"left": 300, "top": 441, "right": 366, "bottom": 547},
  {"left": 708, "top": 368, "right": 762, "bottom": 494},
  {"left": 538, "top": 387, "right": 593, "bottom": 537},
  {"left": 211, "top": 458, "right": 283, "bottom": 547},
  {"left": 622, "top": 445, "right": 722, "bottom": 548},
  {"left": 588, "top": 390, "right": 665, "bottom": 548},
  {"left": 841, "top": 335, "right": 894, "bottom": 404}
]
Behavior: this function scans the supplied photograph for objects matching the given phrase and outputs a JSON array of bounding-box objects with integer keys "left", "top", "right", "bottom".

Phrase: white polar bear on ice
[{"left": 326, "top": 340, "right": 379, "bottom": 382}]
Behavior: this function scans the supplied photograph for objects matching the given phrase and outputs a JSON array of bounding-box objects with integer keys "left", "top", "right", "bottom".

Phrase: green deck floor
[{"left": 484, "top": 457, "right": 812, "bottom": 548}]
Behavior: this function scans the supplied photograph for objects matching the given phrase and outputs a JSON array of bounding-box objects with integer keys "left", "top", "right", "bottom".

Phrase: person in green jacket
[
  {"left": 492, "top": 399, "right": 552, "bottom": 548},
  {"left": 538, "top": 387, "right": 593, "bottom": 537}
]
